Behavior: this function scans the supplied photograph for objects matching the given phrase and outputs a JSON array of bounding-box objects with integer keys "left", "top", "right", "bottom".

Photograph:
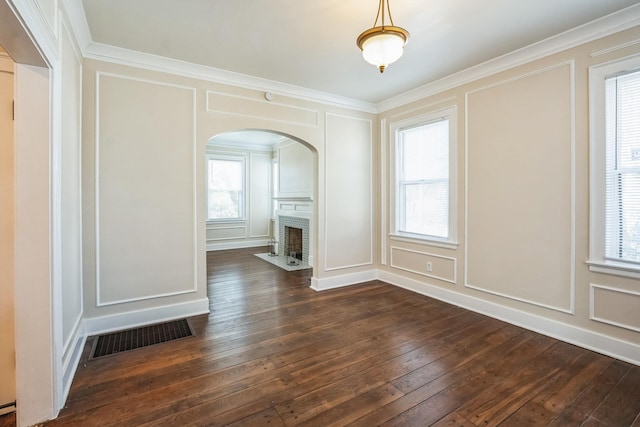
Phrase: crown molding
[
  {"left": 59, "top": 0, "right": 91, "bottom": 55},
  {"left": 377, "top": 3, "right": 640, "bottom": 113},
  {"left": 83, "top": 42, "right": 378, "bottom": 114}
]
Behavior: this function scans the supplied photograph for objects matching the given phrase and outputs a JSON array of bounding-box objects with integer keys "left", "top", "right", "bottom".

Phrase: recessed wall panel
[
  {"left": 324, "top": 113, "right": 373, "bottom": 270},
  {"left": 207, "top": 91, "right": 318, "bottom": 127},
  {"left": 96, "top": 74, "right": 196, "bottom": 305},
  {"left": 60, "top": 23, "right": 83, "bottom": 346},
  {"left": 465, "top": 63, "right": 574, "bottom": 313},
  {"left": 591, "top": 285, "right": 640, "bottom": 333},
  {"left": 249, "top": 154, "right": 271, "bottom": 238}
]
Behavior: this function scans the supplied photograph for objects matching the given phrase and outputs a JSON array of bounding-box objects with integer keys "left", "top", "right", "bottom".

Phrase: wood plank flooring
[{"left": 43, "top": 247, "right": 640, "bottom": 426}]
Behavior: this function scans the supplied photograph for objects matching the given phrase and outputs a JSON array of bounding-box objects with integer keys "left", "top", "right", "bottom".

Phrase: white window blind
[
  {"left": 207, "top": 157, "right": 244, "bottom": 220},
  {"left": 397, "top": 118, "right": 450, "bottom": 239},
  {"left": 605, "top": 69, "right": 640, "bottom": 263}
]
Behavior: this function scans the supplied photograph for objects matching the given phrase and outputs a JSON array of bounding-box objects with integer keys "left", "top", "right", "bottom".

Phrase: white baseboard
[
  {"left": 206, "top": 239, "right": 269, "bottom": 252},
  {"left": 83, "top": 298, "right": 210, "bottom": 336},
  {"left": 61, "top": 319, "right": 86, "bottom": 408},
  {"left": 0, "top": 405, "right": 15, "bottom": 416},
  {"left": 377, "top": 269, "right": 640, "bottom": 366},
  {"left": 310, "top": 269, "right": 377, "bottom": 291}
]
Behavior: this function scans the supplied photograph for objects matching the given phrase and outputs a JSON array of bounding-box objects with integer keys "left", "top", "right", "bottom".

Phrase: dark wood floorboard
[
  {"left": 0, "top": 413, "right": 15, "bottom": 427},
  {"left": 43, "top": 247, "right": 640, "bottom": 426}
]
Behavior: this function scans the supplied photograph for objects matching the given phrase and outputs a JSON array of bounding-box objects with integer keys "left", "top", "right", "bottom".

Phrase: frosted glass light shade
[
  {"left": 362, "top": 33, "right": 405, "bottom": 69},
  {"left": 356, "top": 25, "right": 409, "bottom": 73}
]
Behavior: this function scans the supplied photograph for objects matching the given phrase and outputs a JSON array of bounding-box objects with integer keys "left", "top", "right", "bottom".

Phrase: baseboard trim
[
  {"left": 61, "top": 321, "right": 86, "bottom": 407},
  {"left": 206, "top": 240, "right": 269, "bottom": 252},
  {"left": 310, "top": 269, "right": 377, "bottom": 291},
  {"left": 83, "top": 298, "right": 210, "bottom": 336},
  {"left": 0, "top": 404, "right": 16, "bottom": 416},
  {"left": 377, "top": 269, "right": 640, "bottom": 366}
]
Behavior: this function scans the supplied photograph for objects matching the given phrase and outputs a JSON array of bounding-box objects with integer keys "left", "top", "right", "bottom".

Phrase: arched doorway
[{"left": 206, "top": 129, "right": 317, "bottom": 273}]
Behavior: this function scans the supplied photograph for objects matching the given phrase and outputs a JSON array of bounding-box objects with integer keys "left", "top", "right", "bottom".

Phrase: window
[
  {"left": 207, "top": 155, "right": 245, "bottom": 221},
  {"left": 392, "top": 108, "right": 457, "bottom": 246},
  {"left": 605, "top": 70, "right": 640, "bottom": 263},
  {"left": 589, "top": 55, "right": 640, "bottom": 277}
]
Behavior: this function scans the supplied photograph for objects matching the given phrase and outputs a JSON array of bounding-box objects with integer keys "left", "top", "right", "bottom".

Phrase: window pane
[
  {"left": 402, "top": 182, "right": 448, "bottom": 238},
  {"left": 209, "top": 159, "right": 243, "bottom": 191},
  {"left": 208, "top": 158, "right": 244, "bottom": 220},
  {"left": 605, "top": 69, "right": 640, "bottom": 262},
  {"left": 397, "top": 117, "right": 450, "bottom": 239},
  {"left": 402, "top": 119, "right": 449, "bottom": 181}
]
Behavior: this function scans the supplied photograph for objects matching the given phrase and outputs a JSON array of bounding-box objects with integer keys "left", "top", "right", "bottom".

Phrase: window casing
[
  {"left": 589, "top": 54, "right": 640, "bottom": 278},
  {"left": 391, "top": 108, "right": 457, "bottom": 247},
  {"left": 206, "top": 155, "right": 246, "bottom": 221}
]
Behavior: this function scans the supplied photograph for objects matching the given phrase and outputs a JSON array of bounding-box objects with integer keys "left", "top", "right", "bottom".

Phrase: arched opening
[{"left": 206, "top": 129, "right": 318, "bottom": 275}]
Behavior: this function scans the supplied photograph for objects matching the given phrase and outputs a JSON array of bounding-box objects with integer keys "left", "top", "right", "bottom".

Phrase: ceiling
[
  {"left": 209, "top": 130, "right": 290, "bottom": 150},
  {"left": 80, "top": 0, "right": 640, "bottom": 104}
]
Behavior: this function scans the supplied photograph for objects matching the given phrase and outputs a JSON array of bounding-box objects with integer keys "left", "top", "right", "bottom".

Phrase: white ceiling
[
  {"left": 209, "top": 130, "right": 290, "bottom": 150},
  {"left": 80, "top": 0, "right": 640, "bottom": 104}
]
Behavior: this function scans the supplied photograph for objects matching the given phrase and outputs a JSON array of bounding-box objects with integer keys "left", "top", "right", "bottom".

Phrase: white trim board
[
  {"left": 378, "top": 5, "right": 640, "bottom": 112},
  {"left": 85, "top": 43, "right": 376, "bottom": 114},
  {"left": 376, "top": 270, "right": 639, "bottom": 366},
  {"left": 308, "top": 267, "right": 640, "bottom": 365},
  {"left": 206, "top": 239, "right": 270, "bottom": 252},
  {"left": 83, "top": 298, "right": 210, "bottom": 336}
]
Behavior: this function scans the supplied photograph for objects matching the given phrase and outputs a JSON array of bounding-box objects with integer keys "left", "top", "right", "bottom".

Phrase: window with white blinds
[
  {"left": 392, "top": 107, "right": 457, "bottom": 246},
  {"left": 589, "top": 54, "right": 640, "bottom": 278},
  {"left": 605, "top": 70, "right": 640, "bottom": 263}
]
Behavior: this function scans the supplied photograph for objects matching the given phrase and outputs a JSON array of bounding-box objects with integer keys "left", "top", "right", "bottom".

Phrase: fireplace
[
  {"left": 278, "top": 214, "right": 310, "bottom": 265},
  {"left": 285, "top": 226, "right": 303, "bottom": 263}
]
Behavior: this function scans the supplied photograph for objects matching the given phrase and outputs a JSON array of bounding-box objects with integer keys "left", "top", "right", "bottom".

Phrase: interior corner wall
[{"left": 378, "top": 25, "right": 640, "bottom": 364}]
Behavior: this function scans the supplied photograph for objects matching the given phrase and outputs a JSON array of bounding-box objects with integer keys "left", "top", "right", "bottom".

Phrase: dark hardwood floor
[{"left": 42, "top": 247, "right": 640, "bottom": 426}]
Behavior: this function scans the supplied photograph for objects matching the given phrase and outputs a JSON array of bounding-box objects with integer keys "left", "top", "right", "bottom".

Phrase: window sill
[
  {"left": 390, "top": 233, "right": 459, "bottom": 250},
  {"left": 587, "top": 260, "right": 640, "bottom": 280}
]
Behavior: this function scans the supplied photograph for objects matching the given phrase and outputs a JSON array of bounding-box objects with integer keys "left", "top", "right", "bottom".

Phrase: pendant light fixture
[{"left": 356, "top": 0, "right": 410, "bottom": 73}]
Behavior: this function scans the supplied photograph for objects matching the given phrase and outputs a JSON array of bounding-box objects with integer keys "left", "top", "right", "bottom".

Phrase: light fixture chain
[
  {"left": 385, "top": 0, "right": 395, "bottom": 26},
  {"left": 373, "top": 0, "right": 383, "bottom": 28}
]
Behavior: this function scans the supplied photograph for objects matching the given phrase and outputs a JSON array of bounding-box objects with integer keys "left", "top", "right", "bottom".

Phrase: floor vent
[{"left": 89, "top": 318, "right": 194, "bottom": 359}]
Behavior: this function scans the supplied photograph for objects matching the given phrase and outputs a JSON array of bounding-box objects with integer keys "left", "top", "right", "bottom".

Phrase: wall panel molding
[
  {"left": 590, "top": 284, "right": 640, "bottom": 333},
  {"left": 590, "top": 39, "right": 640, "bottom": 58},
  {"left": 464, "top": 61, "right": 575, "bottom": 315},
  {"left": 95, "top": 72, "right": 198, "bottom": 307},
  {"left": 206, "top": 90, "right": 319, "bottom": 127},
  {"left": 324, "top": 113, "right": 373, "bottom": 271},
  {"left": 206, "top": 225, "right": 247, "bottom": 241},
  {"left": 390, "top": 246, "right": 456, "bottom": 284}
]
